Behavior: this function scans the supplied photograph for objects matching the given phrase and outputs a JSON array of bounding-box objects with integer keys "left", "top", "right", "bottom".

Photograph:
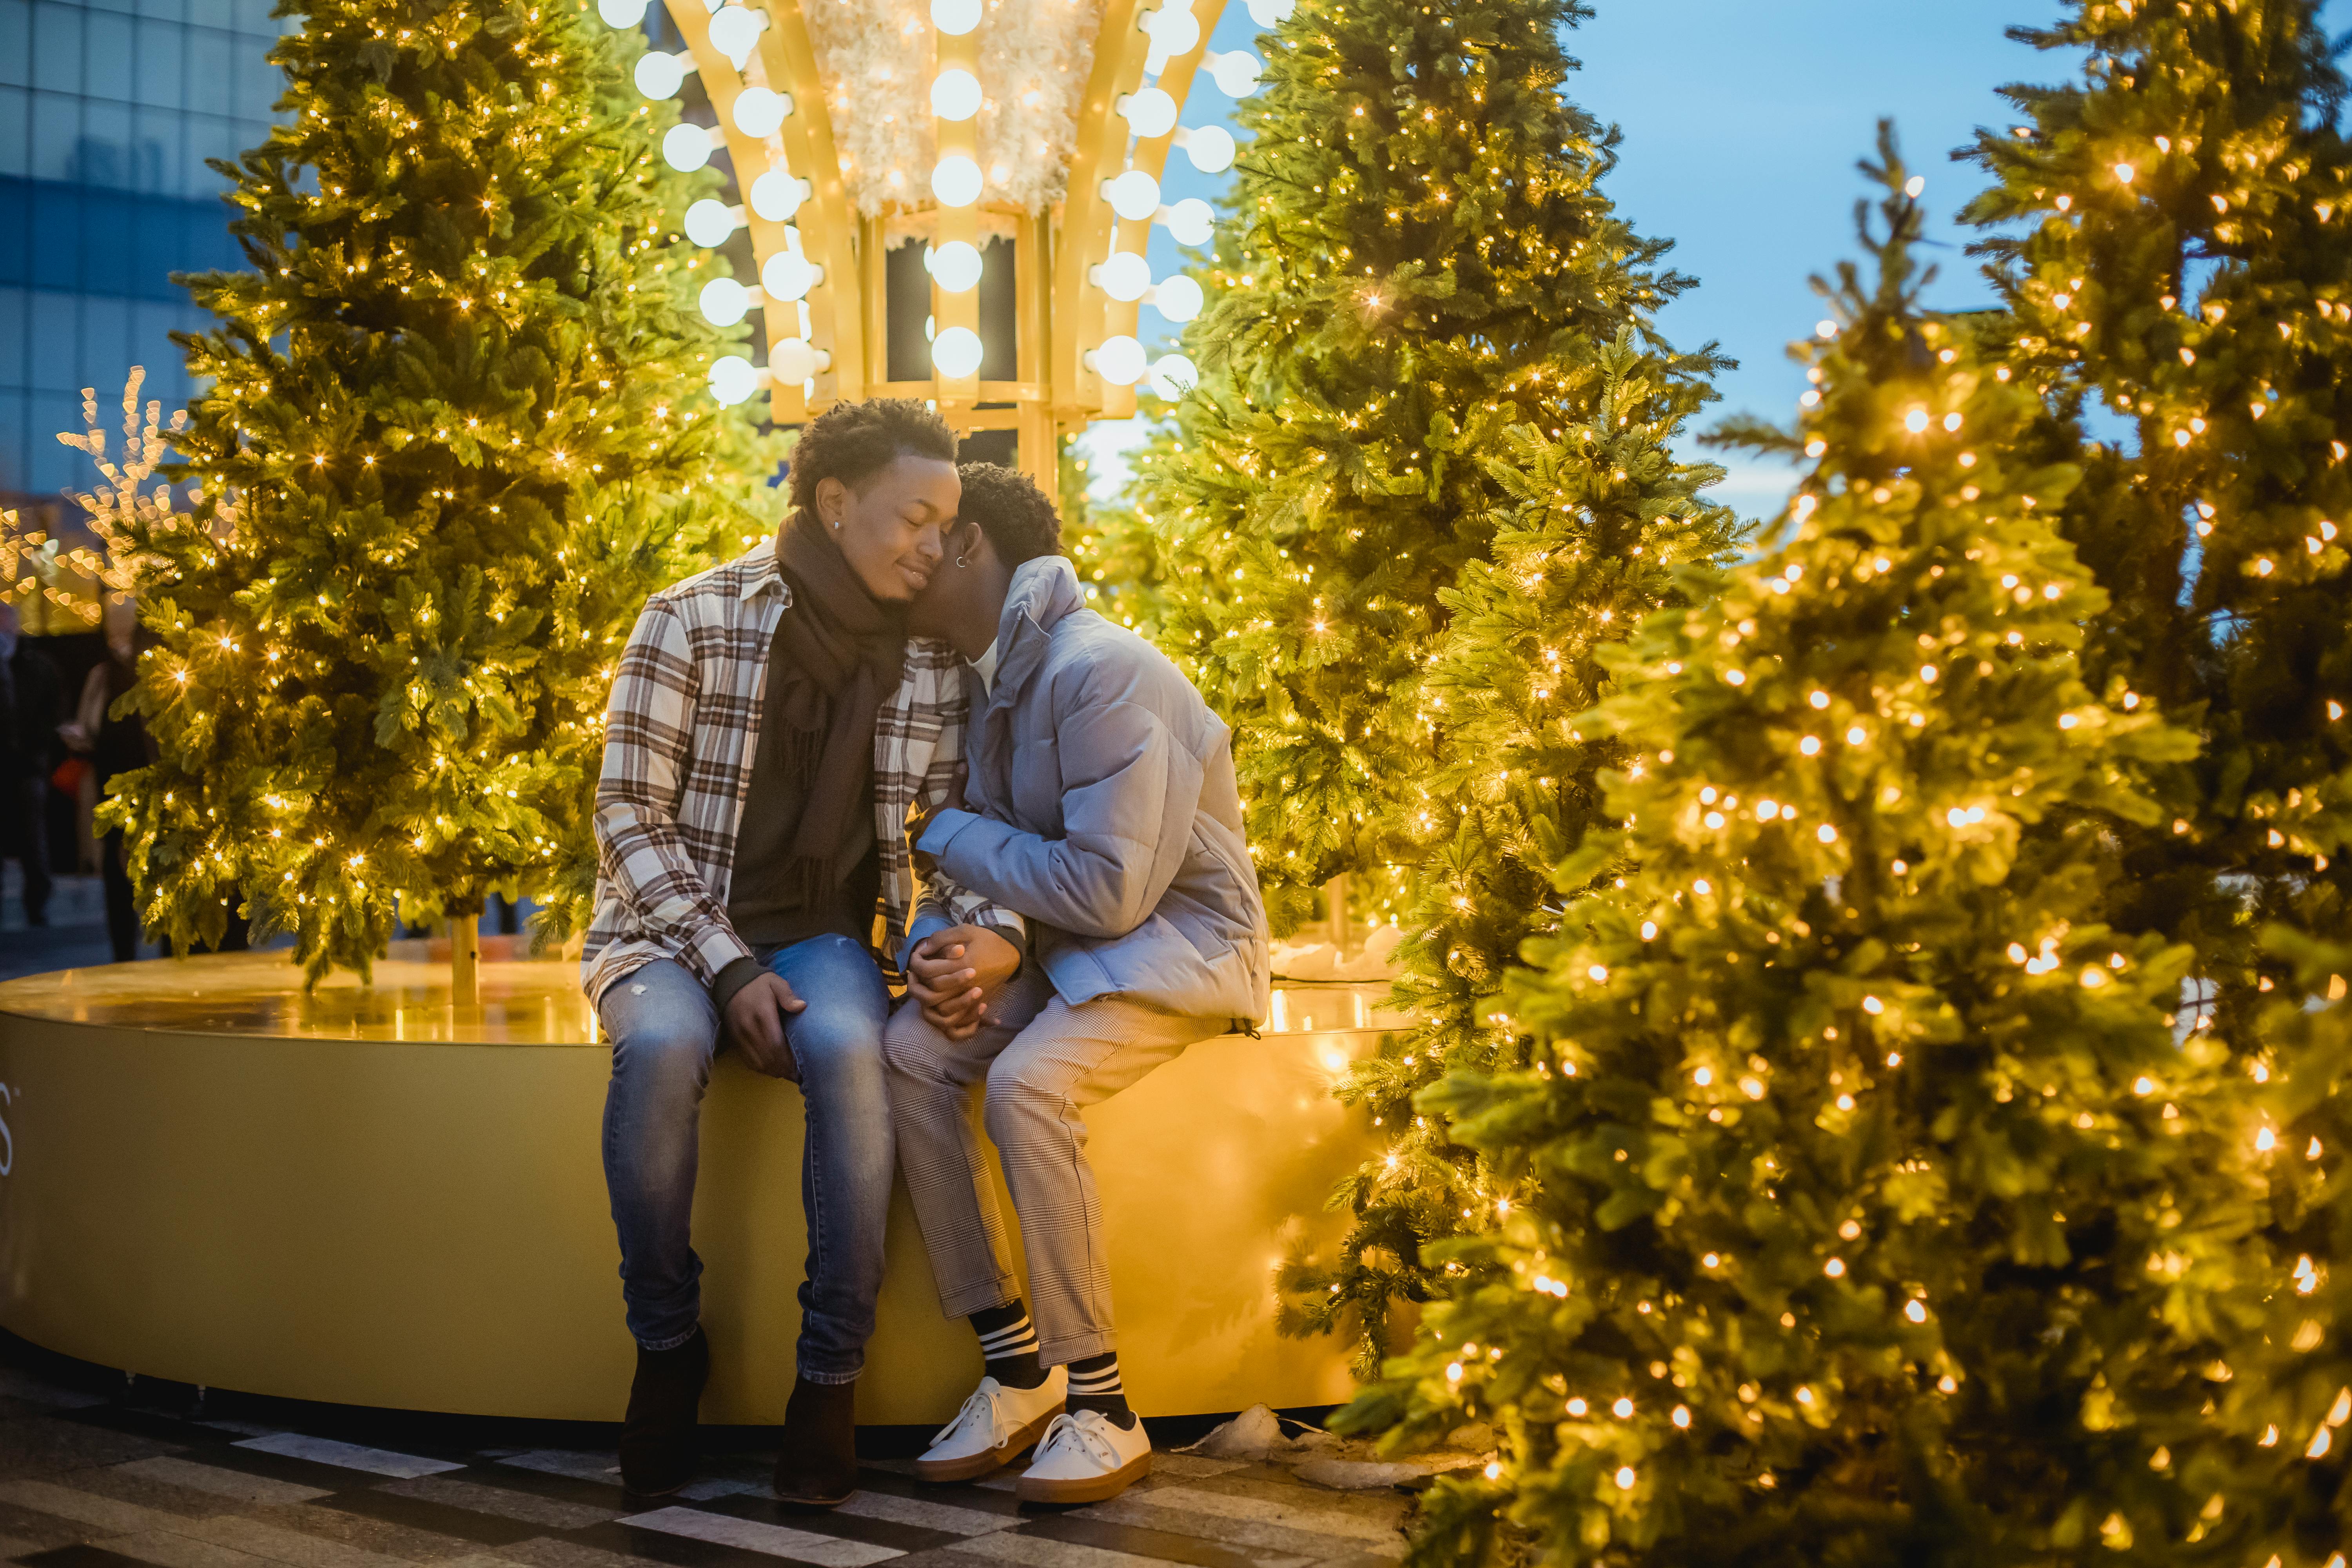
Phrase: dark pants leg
[{"left": 100, "top": 830, "right": 135, "bottom": 960}]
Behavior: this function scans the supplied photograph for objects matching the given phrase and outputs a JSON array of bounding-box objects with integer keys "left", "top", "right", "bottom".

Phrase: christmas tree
[
  {"left": 1143, "top": 0, "right": 1725, "bottom": 933},
  {"left": 93, "top": 0, "right": 778, "bottom": 980},
  {"left": 1963, "top": 1, "right": 2352, "bottom": 1506},
  {"left": 1280, "top": 330, "right": 1740, "bottom": 1376},
  {"left": 1959, "top": 0, "right": 2352, "bottom": 1043},
  {"left": 1336, "top": 142, "right": 2312, "bottom": 1566},
  {"left": 1063, "top": 425, "right": 1174, "bottom": 637}
]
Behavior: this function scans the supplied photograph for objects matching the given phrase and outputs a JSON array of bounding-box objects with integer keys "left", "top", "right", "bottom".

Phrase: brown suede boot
[
  {"left": 619, "top": 1327, "right": 708, "bottom": 1497},
  {"left": 772, "top": 1376, "right": 859, "bottom": 1507}
]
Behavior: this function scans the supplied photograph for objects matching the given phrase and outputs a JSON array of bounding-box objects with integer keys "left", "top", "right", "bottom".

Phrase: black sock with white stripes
[
  {"left": 1064, "top": 1351, "right": 1135, "bottom": 1428},
  {"left": 969, "top": 1301, "right": 1047, "bottom": 1390}
]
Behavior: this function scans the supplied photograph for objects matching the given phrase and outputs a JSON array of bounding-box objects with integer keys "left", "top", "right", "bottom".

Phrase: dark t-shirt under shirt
[{"left": 711, "top": 613, "right": 883, "bottom": 1013}]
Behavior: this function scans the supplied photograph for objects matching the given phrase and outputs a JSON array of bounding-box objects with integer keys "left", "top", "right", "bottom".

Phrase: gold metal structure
[{"left": 664, "top": 0, "right": 1226, "bottom": 486}]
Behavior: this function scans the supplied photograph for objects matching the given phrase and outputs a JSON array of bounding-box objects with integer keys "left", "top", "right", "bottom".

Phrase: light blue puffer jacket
[{"left": 915, "top": 556, "right": 1271, "bottom": 1026}]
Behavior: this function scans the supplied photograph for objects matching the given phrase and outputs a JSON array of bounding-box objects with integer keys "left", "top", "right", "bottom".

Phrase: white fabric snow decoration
[{"left": 802, "top": 0, "right": 1103, "bottom": 218}]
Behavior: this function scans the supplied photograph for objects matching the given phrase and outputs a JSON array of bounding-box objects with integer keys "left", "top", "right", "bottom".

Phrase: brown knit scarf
[{"left": 757, "top": 510, "right": 909, "bottom": 909}]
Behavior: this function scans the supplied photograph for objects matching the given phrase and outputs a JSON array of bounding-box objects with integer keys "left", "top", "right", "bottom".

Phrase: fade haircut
[
  {"left": 955, "top": 462, "right": 1064, "bottom": 566},
  {"left": 786, "top": 398, "right": 958, "bottom": 520}
]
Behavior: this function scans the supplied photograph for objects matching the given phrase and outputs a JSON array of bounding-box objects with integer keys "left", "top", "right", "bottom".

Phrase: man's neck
[
  {"left": 944, "top": 597, "right": 1005, "bottom": 663},
  {"left": 943, "top": 563, "right": 1013, "bottom": 661}
]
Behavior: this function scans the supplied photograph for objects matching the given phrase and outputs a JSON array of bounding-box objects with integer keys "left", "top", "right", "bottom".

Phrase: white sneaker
[
  {"left": 1013, "top": 1409, "right": 1152, "bottom": 1503},
  {"left": 914, "top": 1368, "right": 1068, "bottom": 1483}
]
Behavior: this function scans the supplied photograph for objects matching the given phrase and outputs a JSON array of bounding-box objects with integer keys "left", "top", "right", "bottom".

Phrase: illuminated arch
[{"left": 609, "top": 0, "right": 1272, "bottom": 484}]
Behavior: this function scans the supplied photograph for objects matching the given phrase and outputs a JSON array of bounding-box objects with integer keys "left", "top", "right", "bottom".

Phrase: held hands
[
  {"left": 725, "top": 971, "right": 806, "bottom": 1079},
  {"left": 908, "top": 762, "right": 968, "bottom": 878},
  {"left": 909, "top": 924, "right": 1019, "bottom": 1042}
]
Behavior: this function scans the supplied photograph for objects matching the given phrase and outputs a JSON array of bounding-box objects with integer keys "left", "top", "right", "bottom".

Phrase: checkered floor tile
[{"left": 0, "top": 1352, "right": 1408, "bottom": 1568}]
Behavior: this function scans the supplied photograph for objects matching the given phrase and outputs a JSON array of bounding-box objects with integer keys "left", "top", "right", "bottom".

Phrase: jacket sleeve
[
  {"left": 900, "top": 746, "right": 1029, "bottom": 973},
  {"left": 920, "top": 698, "right": 1203, "bottom": 940},
  {"left": 901, "top": 872, "right": 1031, "bottom": 975},
  {"left": 592, "top": 600, "right": 753, "bottom": 985}
]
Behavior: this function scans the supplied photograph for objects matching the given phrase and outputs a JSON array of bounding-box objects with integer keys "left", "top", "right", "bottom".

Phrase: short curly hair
[
  {"left": 786, "top": 398, "right": 958, "bottom": 520},
  {"left": 956, "top": 462, "right": 1063, "bottom": 566}
]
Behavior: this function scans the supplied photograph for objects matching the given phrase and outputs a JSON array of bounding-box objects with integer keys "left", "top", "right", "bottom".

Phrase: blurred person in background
[
  {"left": 58, "top": 611, "right": 154, "bottom": 960},
  {"left": 0, "top": 603, "right": 58, "bottom": 927}
]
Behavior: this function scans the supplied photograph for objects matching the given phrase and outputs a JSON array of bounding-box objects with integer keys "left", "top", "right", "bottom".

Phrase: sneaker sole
[
  {"left": 915, "top": 1406, "right": 1064, "bottom": 1484},
  {"left": 1014, "top": 1449, "right": 1151, "bottom": 1505}
]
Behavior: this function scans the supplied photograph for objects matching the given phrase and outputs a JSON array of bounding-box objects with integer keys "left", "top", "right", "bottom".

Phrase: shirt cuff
[
  {"left": 899, "top": 911, "right": 951, "bottom": 977},
  {"left": 710, "top": 954, "right": 765, "bottom": 1018}
]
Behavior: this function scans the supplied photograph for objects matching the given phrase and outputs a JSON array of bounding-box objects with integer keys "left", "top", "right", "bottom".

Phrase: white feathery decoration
[
  {"left": 977, "top": 0, "right": 1101, "bottom": 214},
  {"left": 802, "top": 0, "right": 1101, "bottom": 216}
]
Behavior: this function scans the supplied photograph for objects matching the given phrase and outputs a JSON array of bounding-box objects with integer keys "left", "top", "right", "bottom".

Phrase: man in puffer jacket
[{"left": 882, "top": 462, "right": 1270, "bottom": 1504}]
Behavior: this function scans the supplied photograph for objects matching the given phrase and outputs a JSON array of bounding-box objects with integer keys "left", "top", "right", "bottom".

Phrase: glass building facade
[{"left": 0, "top": 0, "right": 289, "bottom": 505}]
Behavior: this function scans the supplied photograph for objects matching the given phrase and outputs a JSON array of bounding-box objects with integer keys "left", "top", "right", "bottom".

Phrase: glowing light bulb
[
  {"left": 1116, "top": 87, "right": 1178, "bottom": 139},
  {"left": 771, "top": 338, "right": 823, "bottom": 383},
  {"left": 731, "top": 86, "right": 790, "bottom": 138},
  {"left": 634, "top": 50, "right": 691, "bottom": 98},
  {"left": 931, "top": 326, "right": 984, "bottom": 378},
  {"left": 932, "top": 155, "right": 983, "bottom": 206},
  {"left": 1089, "top": 335, "right": 1148, "bottom": 386},
  {"left": 1151, "top": 274, "right": 1203, "bottom": 322},
  {"left": 1206, "top": 48, "right": 1262, "bottom": 96},
  {"left": 708, "top": 355, "right": 761, "bottom": 405},
  {"left": 929, "top": 240, "right": 983, "bottom": 292},
  {"left": 706, "top": 4, "right": 764, "bottom": 65},
  {"left": 930, "top": 0, "right": 981, "bottom": 33},
  {"left": 1094, "top": 251, "right": 1151, "bottom": 301},
  {"left": 931, "top": 68, "right": 981, "bottom": 121},
  {"left": 1904, "top": 408, "right": 1930, "bottom": 433},
  {"left": 1105, "top": 168, "right": 1162, "bottom": 221},
  {"left": 1145, "top": 4, "right": 1200, "bottom": 54},
  {"left": 749, "top": 169, "right": 808, "bottom": 221},
  {"left": 683, "top": 198, "right": 740, "bottom": 248},
  {"left": 1161, "top": 196, "right": 1215, "bottom": 246},
  {"left": 761, "top": 250, "right": 818, "bottom": 301},
  {"left": 1904, "top": 174, "right": 1925, "bottom": 197},
  {"left": 698, "top": 276, "right": 750, "bottom": 326},
  {"left": 1146, "top": 353, "right": 1198, "bottom": 399},
  {"left": 1178, "top": 124, "right": 1236, "bottom": 173},
  {"left": 661, "top": 122, "right": 717, "bottom": 171}
]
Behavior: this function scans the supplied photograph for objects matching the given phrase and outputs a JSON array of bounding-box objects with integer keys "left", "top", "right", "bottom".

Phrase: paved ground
[
  {"left": 0, "top": 1342, "right": 1410, "bottom": 1568},
  {"left": 0, "top": 875, "right": 147, "bottom": 983}
]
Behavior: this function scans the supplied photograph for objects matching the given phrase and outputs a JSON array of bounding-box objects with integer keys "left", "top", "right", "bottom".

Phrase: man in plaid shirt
[{"left": 583, "top": 401, "right": 1023, "bottom": 1505}]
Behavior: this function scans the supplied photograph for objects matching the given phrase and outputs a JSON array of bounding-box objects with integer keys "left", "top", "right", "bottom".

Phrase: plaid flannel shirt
[{"left": 581, "top": 538, "right": 1024, "bottom": 1004}]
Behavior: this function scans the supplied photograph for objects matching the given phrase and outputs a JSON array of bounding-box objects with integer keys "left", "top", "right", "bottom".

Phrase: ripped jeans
[{"left": 596, "top": 937, "right": 894, "bottom": 1383}]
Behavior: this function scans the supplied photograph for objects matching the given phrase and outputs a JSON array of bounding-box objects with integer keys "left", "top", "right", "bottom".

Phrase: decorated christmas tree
[
  {"left": 1144, "top": 0, "right": 1726, "bottom": 933},
  {"left": 1063, "top": 425, "right": 1174, "bottom": 637},
  {"left": 1964, "top": 0, "right": 2352, "bottom": 1498},
  {"left": 1336, "top": 142, "right": 2314, "bottom": 1566},
  {"left": 1959, "top": 0, "right": 2352, "bottom": 1033},
  {"left": 1281, "top": 331, "right": 1739, "bottom": 1375},
  {"left": 93, "top": 0, "right": 778, "bottom": 981}
]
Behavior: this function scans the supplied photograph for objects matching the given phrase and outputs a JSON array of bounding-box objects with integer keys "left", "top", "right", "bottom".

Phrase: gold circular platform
[{"left": 0, "top": 953, "right": 1393, "bottom": 1425}]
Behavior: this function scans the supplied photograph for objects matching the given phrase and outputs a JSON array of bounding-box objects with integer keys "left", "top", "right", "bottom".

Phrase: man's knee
[
  {"left": 790, "top": 999, "right": 888, "bottom": 1087},
  {"left": 882, "top": 1001, "right": 951, "bottom": 1082},
  {"left": 610, "top": 1011, "right": 717, "bottom": 1089},
  {"left": 981, "top": 1054, "right": 1065, "bottom": 1147}
]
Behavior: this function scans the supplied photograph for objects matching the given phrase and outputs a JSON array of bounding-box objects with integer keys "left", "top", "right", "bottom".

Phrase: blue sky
[{"left": 1101, "top": 0, "right": 2081, "bottom": 517}]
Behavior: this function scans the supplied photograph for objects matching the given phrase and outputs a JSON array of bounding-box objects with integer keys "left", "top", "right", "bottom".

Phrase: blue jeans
[{"left": 597, "top": 936, "right": 895, "bottom": 1383}]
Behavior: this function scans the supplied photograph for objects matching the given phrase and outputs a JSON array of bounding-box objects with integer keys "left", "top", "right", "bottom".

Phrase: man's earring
[{"left": 955, "top": 552, "right": 969, "bottom": 569}]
